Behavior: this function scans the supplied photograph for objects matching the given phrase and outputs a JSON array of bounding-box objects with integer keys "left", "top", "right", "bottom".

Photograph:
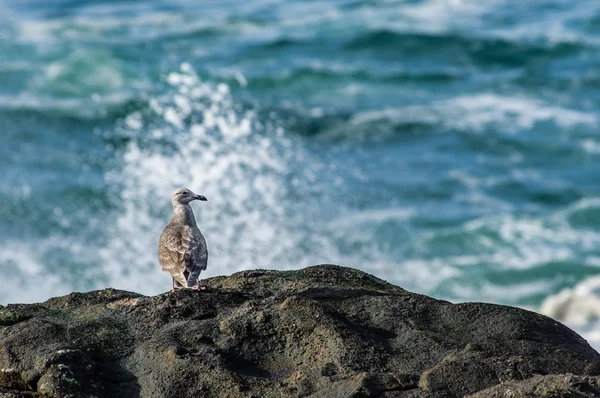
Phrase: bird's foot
[{"left": 189, "top": 282, "right": 206, "bottom": 291}]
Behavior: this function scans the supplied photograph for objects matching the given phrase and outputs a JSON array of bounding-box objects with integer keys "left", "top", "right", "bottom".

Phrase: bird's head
[{"left": 172, "top": 188, "right": 207, "bottom": 205}]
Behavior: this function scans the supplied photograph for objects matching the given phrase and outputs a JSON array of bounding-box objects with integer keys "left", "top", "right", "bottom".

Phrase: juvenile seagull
[{"left": 158, "top": 188, "right": 208, "bottom": 291}]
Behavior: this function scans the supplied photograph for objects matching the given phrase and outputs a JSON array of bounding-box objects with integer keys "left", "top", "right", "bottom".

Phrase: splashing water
[{"left": 99, "top": 63, "right": 342, "bottom": 294}]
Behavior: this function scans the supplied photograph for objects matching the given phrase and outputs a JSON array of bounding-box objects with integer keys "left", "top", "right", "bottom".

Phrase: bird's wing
[
  {"left": 158, "top": 225, "right": 186, "bottom": 274},
  {"left": 182, "top": 226, "right": 208, "bottom": 272},
  {"left": 184, "top": 227, "right": 208, "bottom": 287},
  {"left": 158, "top": 225, "right": 207, "bottom": 275}
]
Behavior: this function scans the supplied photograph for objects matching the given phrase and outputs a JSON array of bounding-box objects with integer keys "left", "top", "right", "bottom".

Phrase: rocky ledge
[{"left": 1, "top": 265, "right": 599, "bottom": 397}]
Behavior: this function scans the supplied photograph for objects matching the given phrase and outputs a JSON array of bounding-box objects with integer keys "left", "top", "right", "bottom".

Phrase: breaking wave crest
[{"left": 540, "top": 274, "right": 600, "bottom": 350}]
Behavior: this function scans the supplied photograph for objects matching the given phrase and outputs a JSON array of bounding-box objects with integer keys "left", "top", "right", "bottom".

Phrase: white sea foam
[
  {"left": 12, "top": 10, "right": 276, "bottom": 47},
  {"left": 0, "top": 92, "right": 133, "bottom": 117},
  {"left": 488, "top": 1, "right": 600, "bottom": 46},
  {"left": 328, "top": 208, "right": 415, "bottom": 228},
  {"left": 376, "top": 0, "right": 600, "bottom": 48},
  {"left": 35, "top": 49, "right": 125, "bottom": 95},
  {"left": 445, "top": 94, "right": 597, "bottom": 132},
  {"left": 349, "top": 93, "right": 597, "bottom": 137},
  {"left": 398, "top": 0, "right": 498, "bottom": 32},
  {"left": 581, "top": 139, "right": 600, "bottom": 154},
  {"left": 0, "top": 240, "right": 72, "bottom": 304},
  {"left": 539, "top": 275, "right": 600, "bottom": 351},
  {"left": 14, "top": 13, "right": 181, "bottom": 43},
  {"left": 348, "top": 0, "right": 502, "bottom": 35},
  {"left": 540, "top": 275, "right": 600, "bottom": 325},
  {"left": 0, "top": 48, "right": 134, "bottom": 116},
  {"left": 447, "top": 279, "right": 556, "bottom": 304}
]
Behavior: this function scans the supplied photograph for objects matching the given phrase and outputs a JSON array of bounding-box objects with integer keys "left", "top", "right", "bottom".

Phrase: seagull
[{"left": 158, "top": 188, "right": 208, "bottom": 291}]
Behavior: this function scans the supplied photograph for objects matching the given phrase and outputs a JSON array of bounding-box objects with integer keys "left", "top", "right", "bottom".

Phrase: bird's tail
[{"left": 186, "top": 264, "right": 205, "bottom": 287}]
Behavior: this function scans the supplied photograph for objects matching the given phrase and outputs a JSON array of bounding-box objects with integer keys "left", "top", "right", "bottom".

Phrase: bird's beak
[{"left": 194, "top": 195, "right": 207, "bottom": 201}]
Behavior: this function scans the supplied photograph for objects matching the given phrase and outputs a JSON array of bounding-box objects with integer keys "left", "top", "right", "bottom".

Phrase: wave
[
  {"left": 344, "top": 29, "right": 585, "bottom": 65},
  {"left": 540, "top": 275, "right": 600, "bottom": 325},
  {"left": 235, "top": 65, "right": 462, "bottom": 92},
  {"left": 348, "top": 0, "right": 600, "bottom": 48},
  {"left": 539, "top": 274, "right": 600, "bottom": 350},
  {"left": 405, "top": 197, "right": 600, "bottom": 303},
  {"left": 0, "top": 47, "right": 149, "bottom": 120},
  {"left": 0, "top": 93, "right": 139, "bottom": 120},
  {"left": 313, "top": 93, "right": 597, "bottom": 143},
  {"left": 11, "top": 12, "right": 270, "bottom": 46},
  {"left": 446, "top": 93, "right": 597, "bottom": 131}
]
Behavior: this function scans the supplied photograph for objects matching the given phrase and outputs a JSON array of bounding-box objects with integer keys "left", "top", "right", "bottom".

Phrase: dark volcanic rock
[
  {"left": 0, "top": 265, "right": 598, "bottom": 398},
  {"left": 468, "top": 374, "right": 600, "bottom": 398}
]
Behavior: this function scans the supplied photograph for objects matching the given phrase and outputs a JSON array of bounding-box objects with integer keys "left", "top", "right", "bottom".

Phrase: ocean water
[{"left": 1, "top": 0, "right": 600, "bottom": 349}]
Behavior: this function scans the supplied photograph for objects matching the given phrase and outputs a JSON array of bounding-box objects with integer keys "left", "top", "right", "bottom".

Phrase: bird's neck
[{"left": 172, "top": 203, "right": 198, "bottom": 226}]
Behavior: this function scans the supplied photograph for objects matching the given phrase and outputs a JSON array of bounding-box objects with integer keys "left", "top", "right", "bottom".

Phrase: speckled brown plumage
[{"left": 158, "top": 188, "right": 208, "bottom": 290}]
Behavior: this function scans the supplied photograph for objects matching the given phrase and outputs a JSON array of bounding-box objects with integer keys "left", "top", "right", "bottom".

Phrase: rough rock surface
[
  {"left": 468, "top": 374, "right": 600, "bottom": 397},
  {"left": 0, "top": 264, "right": 599, "bottom": 398}
]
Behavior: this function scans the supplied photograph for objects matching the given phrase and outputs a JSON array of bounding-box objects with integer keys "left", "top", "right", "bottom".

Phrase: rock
[
  {"left": 468, "top": 374, "right": 600, "bottom": 397},
  {"left": 0, "top": 264, "right": 598, "bottom": 397}
]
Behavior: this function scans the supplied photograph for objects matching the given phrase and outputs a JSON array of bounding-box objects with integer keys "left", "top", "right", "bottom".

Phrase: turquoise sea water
[{"left": 1, "top": 0, "right": 600, "bottom": 347}]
